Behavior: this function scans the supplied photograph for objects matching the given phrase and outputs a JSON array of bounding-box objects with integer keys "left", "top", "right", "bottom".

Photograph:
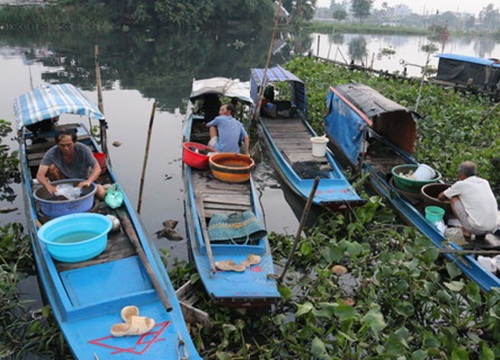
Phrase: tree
[
  {"left": 479, "top": 4, "right": 500, "bottom": 32},
  {"left": 350, "top": 0, "right": 373, "bottom": 22},
  {"left": 332, "top": 9, "right": 347, "bottom": 22},
  {"left": 282, "top": 0, "right": 317, "bottom": 24}
]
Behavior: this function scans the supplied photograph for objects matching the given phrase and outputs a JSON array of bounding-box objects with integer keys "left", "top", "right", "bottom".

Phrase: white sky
[{"left": 316, "top": 0, "right": 497, "bottom": 16}]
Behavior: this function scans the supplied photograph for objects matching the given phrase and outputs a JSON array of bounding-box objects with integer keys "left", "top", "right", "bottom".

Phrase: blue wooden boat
[
  {"left": 249, "top": 66, "right": 365, "bottom": 211},
  {"left": 14, "top": 83, "right": 201, "bottom": 359},
  {"left": 324, "top": 82, "right": 500, "bottom": 292},
  {"left": 183, "top": 77, "right": 281, "bottom": 306},
  {"left": 434, "top": 53, "right": 500, "bottom": 94}
]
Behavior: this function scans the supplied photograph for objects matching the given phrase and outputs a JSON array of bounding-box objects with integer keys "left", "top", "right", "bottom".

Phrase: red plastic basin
[{"left": 182, "top": 142, "right": 215, "bottom": 170}]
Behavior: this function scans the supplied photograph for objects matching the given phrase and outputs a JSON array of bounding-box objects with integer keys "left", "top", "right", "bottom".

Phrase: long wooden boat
[
  {"left": 14, "top": 83, "right": 201, "bottom": 359},
  {"left": 182, "top": 77, "right": 281, "bottom": 306},
  {"left": 249, "top": 66, "right": 365, "bottom": 211},
  {"left": 433, "top": 53, "right": 500, "bottom": 96},
  {"left": 324, "top": 82, "right": 500, "bottom": 292}
]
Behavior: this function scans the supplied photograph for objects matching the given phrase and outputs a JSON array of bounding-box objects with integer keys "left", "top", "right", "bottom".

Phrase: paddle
[
  {"left": 116, "top": 210, "right": 172, "bottom": 311},
  {"left": 277, "top": 176, "right": 320, "bottom": 283},
  {"left": 195, "top": 193, "right": 217, "bottom": 275}
]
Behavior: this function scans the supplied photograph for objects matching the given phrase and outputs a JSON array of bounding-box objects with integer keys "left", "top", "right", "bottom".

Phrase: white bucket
[
  {"left": 413, "top": 164, "right": 436, "bottom": 181},
  {"left": 311, "top": 136, "right": 329, "bottom": 157}
]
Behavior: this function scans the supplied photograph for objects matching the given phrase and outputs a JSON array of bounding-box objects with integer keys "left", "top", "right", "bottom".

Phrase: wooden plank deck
[
  {"left": 192, "top": 171, "right": 252, "bottom": 218},
  {"left": 261, "top": 116, "right": 327, "bottom": 164}
]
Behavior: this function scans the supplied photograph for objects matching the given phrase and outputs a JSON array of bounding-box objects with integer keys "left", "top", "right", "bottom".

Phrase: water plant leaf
[
  {"left": 321, "top": 245, "right": 343, "bottom": 263},
  {"left": 334, "top": 303, "right": 356, "bottom": 322},
  {"left": 278, "top": 284, "right": 293, "bottom": 301},
  {"left": 295, "top": 302, "right": 314, "bottom": 317},
  {"left": 338, "top": 239, "right": 364, "bottom": 256},
  {"left": 450, "top": 347, "right": 469, "bottom": 360},
  {"left": 445, "top": 262, "right": 462, "bottom": 280},
  {"left": 436, "top": 290, "right": 453, "bottom": 303},
  {"left": 311, "top": 337, "right": 329, "bottom": 359},
  {"left": 423, "top": 330, "right": 440, "bottom": 348},
  {"left": 394, "top": 300, "right": 414, "bottom": 317},
  {"left": 444, "top": 281, "right": 465, "bottom": 292},
  {"left": 362, "top": 308, "right": 387, "bottom": 337},
  {"left": 480, "top": 342, "right": 495, "bottom": 360}
]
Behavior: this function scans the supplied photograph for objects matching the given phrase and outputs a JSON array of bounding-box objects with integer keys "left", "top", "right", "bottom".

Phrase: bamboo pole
[
  {"left": 137, "top": 101, "right": 157, "bottom": 214},
  {"left": 94, "top": 45, "right": 109, "bottom": 157},
  {"left": 252, "top": 0, "right": 282, "bottom": 121},
  {"left": 277, "top": 177, "right": 320, "bottom": 283}
]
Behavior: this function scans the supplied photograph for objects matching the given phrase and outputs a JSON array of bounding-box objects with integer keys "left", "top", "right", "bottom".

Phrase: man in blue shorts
[{"left": 207, "top": 104, "right": 249, "bottom": 154}]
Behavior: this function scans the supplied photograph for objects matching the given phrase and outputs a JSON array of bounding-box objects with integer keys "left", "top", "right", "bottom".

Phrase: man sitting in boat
[
  {"left": 207, "top": 104, "right": 250, "bottom": 154},
  {"left": 438, "top": 161, "right": 498, "bottom": 239},
  {"left": 36, "top": 129, "right": 106, "bottom": 199}
]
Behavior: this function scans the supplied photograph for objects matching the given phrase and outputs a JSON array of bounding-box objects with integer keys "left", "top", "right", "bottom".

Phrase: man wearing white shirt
[{"left": 438, "top": 161, "right": 498, "bottom": 239}]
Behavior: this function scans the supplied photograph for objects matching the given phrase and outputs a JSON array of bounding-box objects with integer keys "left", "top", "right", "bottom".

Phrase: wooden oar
[
  {"left": 277, "top": 176, "right": 320, "bottom": 283},
  {"left": 195, "top": 193, "right": 217, "bottom": 276},
  {"left": 116, "top": 210, "right": 172, "bottom": 311}
]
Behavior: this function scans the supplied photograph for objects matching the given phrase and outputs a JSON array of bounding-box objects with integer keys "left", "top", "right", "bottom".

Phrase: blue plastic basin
[
  {"left": 34, "top": 179, "right": 96, "bottom": 218},
  {"left": 38, "top": 213, "right": 112, "bottom": 263}
]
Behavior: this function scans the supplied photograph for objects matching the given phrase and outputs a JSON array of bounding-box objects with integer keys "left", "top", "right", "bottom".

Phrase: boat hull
[
  {"left": 15, "top": 84, "right": 200, "bottom": 359},
  {"left": 250, "top": 66, "right": 365, "bottom": 211},
  {"left": 324, "top": 84, "right": 500, "bottom": 292},
  {"left": 183, "top": 83, "right": 281, "bottom": 306}
]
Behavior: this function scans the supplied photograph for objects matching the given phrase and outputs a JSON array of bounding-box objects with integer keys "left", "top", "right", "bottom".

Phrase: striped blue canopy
[
  {"left": 14, "top": 83, "right": 104, "bottom": 129},
  {"left": 250, "top": 65, "right": 307, "bottom": 115}
]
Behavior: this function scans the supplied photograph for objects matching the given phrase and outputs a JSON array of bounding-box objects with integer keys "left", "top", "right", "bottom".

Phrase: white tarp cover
[{"left": 189, "top": 77, "right": 253, "bottom": 104}]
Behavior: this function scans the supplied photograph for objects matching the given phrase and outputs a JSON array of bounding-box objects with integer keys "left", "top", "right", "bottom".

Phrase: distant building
[{"left": 393, "top": 4, "right": 412, "bottom": 17}]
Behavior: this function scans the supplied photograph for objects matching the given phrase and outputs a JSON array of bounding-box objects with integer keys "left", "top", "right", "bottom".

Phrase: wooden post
[{"left": 137, "top": 101, "right": 157, "bottom": 214}]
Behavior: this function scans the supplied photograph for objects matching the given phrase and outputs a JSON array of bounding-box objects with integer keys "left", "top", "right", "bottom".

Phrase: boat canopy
[
  {"left": 434, "top": 53, "right": 500, "bottom": 90},
  {"left": 250, "top": 65, "right": 307, "bottom": 116},
  {"left": 14, "top": 83, "right": 104, "bottom": 130},
  {"left": 189, "top": 77, "right": 253, "bottom": 104},
  {"left": 325, "top": 83, "right": 418, "bottom": 166}
]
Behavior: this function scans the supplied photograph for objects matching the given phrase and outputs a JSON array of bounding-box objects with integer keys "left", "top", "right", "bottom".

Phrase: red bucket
[
  {"left": 93, "top": 152, "right": 107, "bottom": 175},
  {"left": 182, "top": 142, "right": 215, "bottom": 170}
]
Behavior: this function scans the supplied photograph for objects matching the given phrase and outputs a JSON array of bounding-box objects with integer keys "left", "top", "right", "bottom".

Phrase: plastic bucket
[
  {"left": 413, "top": 164, "right": 435, "bottom": 181},
  {"left": 38, "top": 213, "right": 112, "bottom": 263},
  {"left": 182, "top": 142, "right": 216, "bottom": 170},
  {"left": 93, "top": 152, "right": 107, "bottom": 175},
  {"left": 311, "top": 136, "right": 329, "bottom": 157},
  {"left": 34, "top": 179, "right": 96, "bottom": 218},
  {"left": 425, "top": 206, "right": 445, "bottom": 223}
]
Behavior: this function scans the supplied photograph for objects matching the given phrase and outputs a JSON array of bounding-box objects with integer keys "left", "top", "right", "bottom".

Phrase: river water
[{"left": 1, "top": 29, "right": 498, "bottom": 310}]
